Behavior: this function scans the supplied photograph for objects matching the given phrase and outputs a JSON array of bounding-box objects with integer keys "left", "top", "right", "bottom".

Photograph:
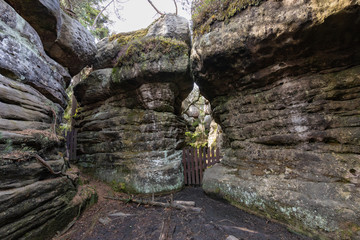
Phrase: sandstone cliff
[
  {"left": 191, "top": 0, "right": 360, "bottom": 239},
  {"left": 74, "top": 14, "right": 193, "bottom": 194},
  {"left": 0, "top": 1, "right": 96, "bottom": 239}
]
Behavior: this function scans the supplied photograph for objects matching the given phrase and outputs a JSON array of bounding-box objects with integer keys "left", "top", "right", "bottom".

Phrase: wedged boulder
[
  {"left": 146, "top": 14, "right": 191, "bottom": 46},
  {"left": 4, "top": 0, "right": 61, "bottom": 47},
  {"left": 93, "top": 14, "right": 190, "bottom": 70},
  {"left": 5, "top": 0, "right": 96, "bottom": 76},
  {"left": 74, "top": 15, "right": 193, "bottom": 194},
  {"left": 47, "top": 10, "right": 96, "bottom": 76},
  {"left": 192, "top": 0, "right": 360, "bottom": 239}
]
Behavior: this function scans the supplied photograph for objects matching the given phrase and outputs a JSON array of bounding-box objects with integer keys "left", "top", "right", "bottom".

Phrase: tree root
[{"left": 33, "top": 153, "right": 62, "bottom": 175}]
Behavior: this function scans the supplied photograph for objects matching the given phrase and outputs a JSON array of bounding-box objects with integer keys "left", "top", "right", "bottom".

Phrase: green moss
[
  {"left": 109, "top": 28, "right": 149, "bottom": 46},
  {"left": 115, "top": 36, "right": 188, "bottom": 68},
  {"left": 110, "top": 180, "right": 126, "bottom": 192},
  {"left": 192, "top": 0, "right": 265, "bottom": 36}
]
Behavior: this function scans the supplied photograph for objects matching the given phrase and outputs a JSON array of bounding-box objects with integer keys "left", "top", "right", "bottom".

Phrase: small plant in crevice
[{"left": 4, "top": 139, "right": 13, "bottom": 153}]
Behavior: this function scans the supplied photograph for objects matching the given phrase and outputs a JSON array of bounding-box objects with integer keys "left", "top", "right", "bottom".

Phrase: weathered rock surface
[
  {"left": 192, "top": 0, "right": 360, "bottom": 239},
  {"left": 0, "top": 164, "right": 97, "bottom": 240},
  {"left": 74, "top": 15, "right": 192, "bottom": 194},
  {"left": 5, "top": 0, "right": 96, "bottom": 76},
  {"left": 146, "top": 14, "right": 191, "bottom": 46},
  {"left": 4, "top": 0, "right": 62, "bottom": 47},
  {"left": 0, "top": 0, "right": 68, "bottom": 145},
  {"left": 0, "top": 1, "right": 95, "bottom": 239},
  {"left": 93, "top": 14, "right": 189, "bottom": 70}
]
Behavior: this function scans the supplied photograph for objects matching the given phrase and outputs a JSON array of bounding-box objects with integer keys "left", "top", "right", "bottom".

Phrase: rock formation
[
  {"left": 191, "top": 0, "right": 360, "bottom": 239},
  {"left": 4, "top": 0, "right": 97, "bottom": 76},
  {"left": 0, "top": 1, "right": 96, "bottom": 239},
  {"left": 74, "top": 14, "right": 193, "bottom": 194}
]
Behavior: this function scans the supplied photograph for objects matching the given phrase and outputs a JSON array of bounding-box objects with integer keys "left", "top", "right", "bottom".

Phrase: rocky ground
[{"left": 53, "top": 175, "right": 310, "bottom": 240}]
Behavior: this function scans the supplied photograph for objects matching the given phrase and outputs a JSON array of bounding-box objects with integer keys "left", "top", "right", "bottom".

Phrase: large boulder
[
  {"left": 146, "top": 14, "right": 191, "bottom": 46},
  {"left": 192, "top": 0, "right": 360, "bottom": 239},
  {"left": 74, "top": 14, "right": 193, "bottom": 194},
  {"left": 5, "top": 0, "right": 96, "bottom": 76},
  {"left": 0, "top": 1, "right": 95, "bottom": 239},
  {"left": 93, "top": 14, "right": 190, "bottom": 70}
]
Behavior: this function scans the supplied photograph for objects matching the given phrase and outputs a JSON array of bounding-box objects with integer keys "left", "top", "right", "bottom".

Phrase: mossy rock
[
  {"left": 192, "top": 0, "right": 265, "bottom": 36},
  {"left": 109, "top": 28, "right": 149, "bottom": 47},
  {"left": 115, "top": 36, "right": 189, "bottom": 68}
]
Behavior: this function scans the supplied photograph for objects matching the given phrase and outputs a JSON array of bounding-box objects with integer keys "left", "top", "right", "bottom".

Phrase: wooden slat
[
  {"left": 195, "top": 148, "right": 199, "bottom": 185},
  {"left": 182, "top": 147, "right": 222, "bottom": 186},
  {"left": 203, "top": 147, "right": 207, "bottom": 170},
  {"left": 191, "top": 147, "right": 196, "bottom": 185},
  {"left": 187, "top": 148, "right": 191, "bottom": 185},
  {"left": 188, "top": 149, "right": 192, "bottom": 185},
  {"left": 199, "top": 147, "right": 204, "bottom": 184},
  {"left": 182, "top": 149, "right": 187, "bottom": 185},
  {"left": 216, "top": 147, "right": 220, "bottom": 163},
  {"left": 73, "top": 130, "right": 77, "bottom": 160}
]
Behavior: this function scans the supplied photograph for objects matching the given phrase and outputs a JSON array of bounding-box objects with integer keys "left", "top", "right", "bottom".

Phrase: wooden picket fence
[
  {"left": 182, "top": 147, "right": 221, "bottom": 186},
  {"left": 65, "top": 129, "right": 77, "bottom": 161}
]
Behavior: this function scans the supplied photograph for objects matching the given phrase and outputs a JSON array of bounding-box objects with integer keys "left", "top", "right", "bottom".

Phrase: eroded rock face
[
  {"left": 146, "top": 14, "right": 191, "bottom": 46},
  {"left": 0, "top": 1, "right": 70, "bottom": 108},
  {"left": 5, "top": 0, "right": 96, "bottom": 76},
  {"left": 4, "top": 0, "right": 62, "bottom": 47},
  {"left": 74, "top": 15, "right": 192, "bottom": 194},
  {"left": 0, "top": 1, "right": 95, "bottom": 239},
  {"left": 192, "top": 0, "right": 360, "bottom": 239}
]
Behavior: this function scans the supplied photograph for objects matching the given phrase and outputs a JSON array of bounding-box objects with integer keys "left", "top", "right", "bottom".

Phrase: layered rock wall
[
  {"left": 74, "top": 14, "right": 193, "bottom": 194},
  {"left": 192, "top": 0, "right": 360, "bottom": 239},
  {"left": 0, "top": 1, "right": 96, "bottom": 239}
]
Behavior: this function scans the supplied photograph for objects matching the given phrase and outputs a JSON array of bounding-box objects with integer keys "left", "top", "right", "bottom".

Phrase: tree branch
[
  {"left": 92, "top": 0, "right": 116, "bottom": 30},
  {"left": 105, "top": 196, "right": 202, "bottom": 212},
  {"left": 173, "top": 0, "right": 178, "bottom": 15},
  {"left": 147, "top": 0, "right": 164, "bottom": 16},
  {"left": 33, "top": 153, "right": 62, "bottom": 175}
]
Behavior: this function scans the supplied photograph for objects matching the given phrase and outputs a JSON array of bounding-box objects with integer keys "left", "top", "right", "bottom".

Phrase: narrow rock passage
[{"left": 54, "top": 176, "right": 310, "bottom": 240}]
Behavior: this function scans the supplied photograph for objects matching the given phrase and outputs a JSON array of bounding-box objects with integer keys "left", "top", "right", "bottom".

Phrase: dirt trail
[{"left": 54, "top": 177, "right": 311, "bottom": 240}]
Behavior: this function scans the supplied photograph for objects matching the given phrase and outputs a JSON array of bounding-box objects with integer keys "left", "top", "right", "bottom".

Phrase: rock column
[{"left": 74, "top": 14, "right": 193, "bottom": 194}]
